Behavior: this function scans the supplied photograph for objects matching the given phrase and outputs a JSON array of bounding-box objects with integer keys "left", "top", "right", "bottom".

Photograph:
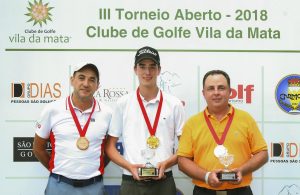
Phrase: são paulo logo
[
  {"left": 275, "top": 74, "right": 300, "bottom": 114},
  {"left": 25, "top": 0, "right": 53, "bottom": 27}
]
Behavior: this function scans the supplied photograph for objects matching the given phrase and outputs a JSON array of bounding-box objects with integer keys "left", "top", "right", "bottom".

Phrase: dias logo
[
  {"left": 25, "top": 0, "right": 53, "bottom": 27},
  {"left": 229, "top": 84, "right": 254, "bottom": 104},
  {"left": 271, "top": 142, "right": 300, "bottom": 158},
  {"left": 11, "top": 82, "right": 61, "bottom": 104},
  {"left": 270, "top": 142, "right": 284, "bottom": 158},
  {"left": 270, "top": 142, "right": 300, "bottom": 164}
]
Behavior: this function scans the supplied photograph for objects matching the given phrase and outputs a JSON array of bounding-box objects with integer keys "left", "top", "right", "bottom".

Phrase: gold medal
[
  {"left": 147, "top": 136, "right": 159, "bottom": 149},
  {"left": 76, "top": 137, "right": 89, "bottom": 150}
]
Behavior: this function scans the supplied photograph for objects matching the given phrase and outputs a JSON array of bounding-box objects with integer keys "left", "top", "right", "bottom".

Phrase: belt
[
  {"left": 194, "top": 185, "right": 252, "bottom": 195},
  {"left": 122, "top": 171, "right": 173, "bottom": 183},
  {"left": 50, "top": 173, "right": 102, "bottom": 187}
]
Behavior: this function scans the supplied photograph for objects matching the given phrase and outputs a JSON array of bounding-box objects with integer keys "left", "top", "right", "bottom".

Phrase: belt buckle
[
  {"left": 73, "top": 180, "right": 85, "bottom": 187},
  {"left": 216, "top": 191, "right": 227, "bottom": 195}
]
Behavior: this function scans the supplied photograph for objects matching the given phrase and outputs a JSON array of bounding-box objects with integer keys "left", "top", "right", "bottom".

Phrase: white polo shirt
[
  {"left": 35, "top": 96, "right": 112, "bottom": 179},
  {"left": 108, "top": 90, "right": 185, "bottom": 175}
]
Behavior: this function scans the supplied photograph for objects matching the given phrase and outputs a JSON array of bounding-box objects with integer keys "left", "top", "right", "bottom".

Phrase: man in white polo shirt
[
  {"left": 33, "top": 63, "right": 112, "bottom": 195},
  {"left": 105, "top": 46, "right": 185, "bottom": 195}
]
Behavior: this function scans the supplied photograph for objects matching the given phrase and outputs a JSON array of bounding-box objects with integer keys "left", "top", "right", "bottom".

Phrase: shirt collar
[
  {"left": 66, "top": 96, "right": 101, "bottom": 112},
  {"left": 204, "top": 104, "right": 233, "bottom": 118},
  {"left": 140, "top": 89, "right": 161, "bottom": 104}
]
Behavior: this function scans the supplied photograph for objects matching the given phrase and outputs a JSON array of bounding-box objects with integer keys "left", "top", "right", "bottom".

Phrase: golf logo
[
  {"left": 25, "top": 0, "right": 53, "bottom": 27},
  {"left": 275, "top": 74, "right": 300, "bottom": 114}
]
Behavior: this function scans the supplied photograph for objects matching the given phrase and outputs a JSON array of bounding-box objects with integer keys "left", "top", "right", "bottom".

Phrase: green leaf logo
[{"left": 25, "top": 0, "right": 53, "bottom": 27}]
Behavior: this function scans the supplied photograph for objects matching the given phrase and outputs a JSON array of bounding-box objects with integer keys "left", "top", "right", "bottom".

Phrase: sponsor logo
[
  {"left": 25, "top": 0, "right": 53, "bottom": 27},
  {"left": 269, "top": 142, "right": 300, "bottom": 164},
  {"left": 13, "top": 137, "right": 51, "bottom": 162},
  {"left": 275, "top": 74, "right": 300, "bottom": 114},
  {"left": 13, "top": 137, "right": 121, "bottom": 162},
  {"left": 278, "top": 184, "right": 300, "bottom": 195},
  {"left": 7, "top": 1, "right": 71, "bottom": 45},
  {"left": 159, "top": 71, "right": 181, "bottom": 94},
  {"left": 158, "top": 71, "right": 185, "bottom": 106},
  {"left": 137, "top": 48, "right": 157, "bottom": 57},
  {"left": 229, "top": 84, "right": 254, "bottom": 104},
  {"left": 94, "top": 88, "right": 128, "bottom": 103},
  {"left": 11, "top": 82, "right": 61, "bottom": 104}
]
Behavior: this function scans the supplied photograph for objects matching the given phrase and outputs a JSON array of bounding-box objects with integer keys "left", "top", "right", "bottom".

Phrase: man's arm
[
  {"left": 103, "top": 153, "right": 110, "bottom": 168},
  {"left": 102, "top": 136, "right": 111, "bottom": 167},
  {"left": 33, "top": 133, "right": 50, "bottom": 169},
  {"left": 105, "top": 135, "right": 143, "bottom": 180},
  {"left": 156, "top": 154, "right": 177, "bottom": 179},
  {"left": 239, "top": 150, "right": 268, "bottom": 176},
  {"left": 178, "top": 156, "right": 223, "bottom": 187},
  {"left": 178, "top": 156, "right": 206, "bottom": 181}
]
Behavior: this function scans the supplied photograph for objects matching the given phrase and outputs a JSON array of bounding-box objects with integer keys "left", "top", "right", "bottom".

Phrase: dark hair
[{"left": 203, "top": 70, "right": 231, "bottom": 88}]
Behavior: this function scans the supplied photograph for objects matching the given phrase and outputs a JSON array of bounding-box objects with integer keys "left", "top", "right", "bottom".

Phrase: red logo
[{"left": 230, "top": 84, "right": 254, "bottom": 104}]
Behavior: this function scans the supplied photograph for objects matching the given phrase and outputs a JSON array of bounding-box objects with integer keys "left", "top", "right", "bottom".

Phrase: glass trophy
[
  {"left": 138, "top": 148, "right": 159, "bottom": 177},
  {"left": 217, "top": 153, "right": 237, "bottom": 181}
]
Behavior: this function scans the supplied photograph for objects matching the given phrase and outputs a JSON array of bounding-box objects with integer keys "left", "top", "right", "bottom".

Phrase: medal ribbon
[
  {"left": 204, "top": 107, "right": 235, "bottom": 145},
  {"left": 68, "top": 96, "right": 96, "bottom": 137},
  {"left": 137, "top": 88, "right": 163, "bottom": 136}
]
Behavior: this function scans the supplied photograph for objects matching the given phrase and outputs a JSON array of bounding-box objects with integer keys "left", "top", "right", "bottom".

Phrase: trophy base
[
  {"left": 138, "top": 167, "right": 159, "bottom": 177},
  {"left": 217, "top": 172, "right": 237, "bottom": 181}
]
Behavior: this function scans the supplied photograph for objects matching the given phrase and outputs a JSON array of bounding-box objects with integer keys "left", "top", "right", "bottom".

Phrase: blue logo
[{"left": 275, "top": 74, "right": 300, "bottom": 114}]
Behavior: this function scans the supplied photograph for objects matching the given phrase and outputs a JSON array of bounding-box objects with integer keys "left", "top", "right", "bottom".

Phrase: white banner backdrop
[{"left": 1, "top": 0, "right": 300, "bottom": 194}]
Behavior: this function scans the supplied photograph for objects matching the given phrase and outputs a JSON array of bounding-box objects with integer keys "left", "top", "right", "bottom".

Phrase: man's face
[
  {"left": 134, "top": 59, "right": 161, "bottom": 88},
  {"left": 71, "top": 69, "right": 99, "bottom": 101},
  {"left": 202, "top": 74, "right": 231, "bottom": 109}
]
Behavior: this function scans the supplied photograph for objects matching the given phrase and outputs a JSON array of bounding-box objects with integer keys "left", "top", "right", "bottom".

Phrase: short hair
[
  {"left": 73, "top": 63, "right": 99, "bottom": 82},
  {"left": 202, "top": 70, "right": 231, "bottom": 88}
]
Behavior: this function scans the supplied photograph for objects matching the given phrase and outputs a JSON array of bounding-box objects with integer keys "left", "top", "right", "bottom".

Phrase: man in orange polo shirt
[{"left": 177, "top": 70, "right": 268, "bottom": 195}]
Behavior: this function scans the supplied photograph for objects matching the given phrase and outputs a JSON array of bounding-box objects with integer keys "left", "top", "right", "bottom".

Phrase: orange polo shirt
[{"left": 177, "top": 105, "right": 267, "bottom": 190}]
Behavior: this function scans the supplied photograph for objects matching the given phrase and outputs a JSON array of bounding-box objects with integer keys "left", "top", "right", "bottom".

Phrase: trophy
[
  {"left": 287, "top": 78, "right": 300, "bottom": 113},
  {"left": 217, "top": 153, "right": 237, "bottom": 181},
  {"left": 138, "top": 148, "right": 159, "bottom": 177}
]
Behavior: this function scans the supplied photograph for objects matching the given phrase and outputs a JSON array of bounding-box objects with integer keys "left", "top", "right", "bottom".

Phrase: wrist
[{"left": 205, "top": 172, "right": 211, "bottom": 184}]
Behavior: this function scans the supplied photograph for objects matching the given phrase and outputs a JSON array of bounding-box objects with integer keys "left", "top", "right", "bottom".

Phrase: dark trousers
[
  {"left": 120, "top": 172, "right": 176, "bottom": 195},
  {"left": 193, "top": 185, "right": 253, "bottom": 195}
]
